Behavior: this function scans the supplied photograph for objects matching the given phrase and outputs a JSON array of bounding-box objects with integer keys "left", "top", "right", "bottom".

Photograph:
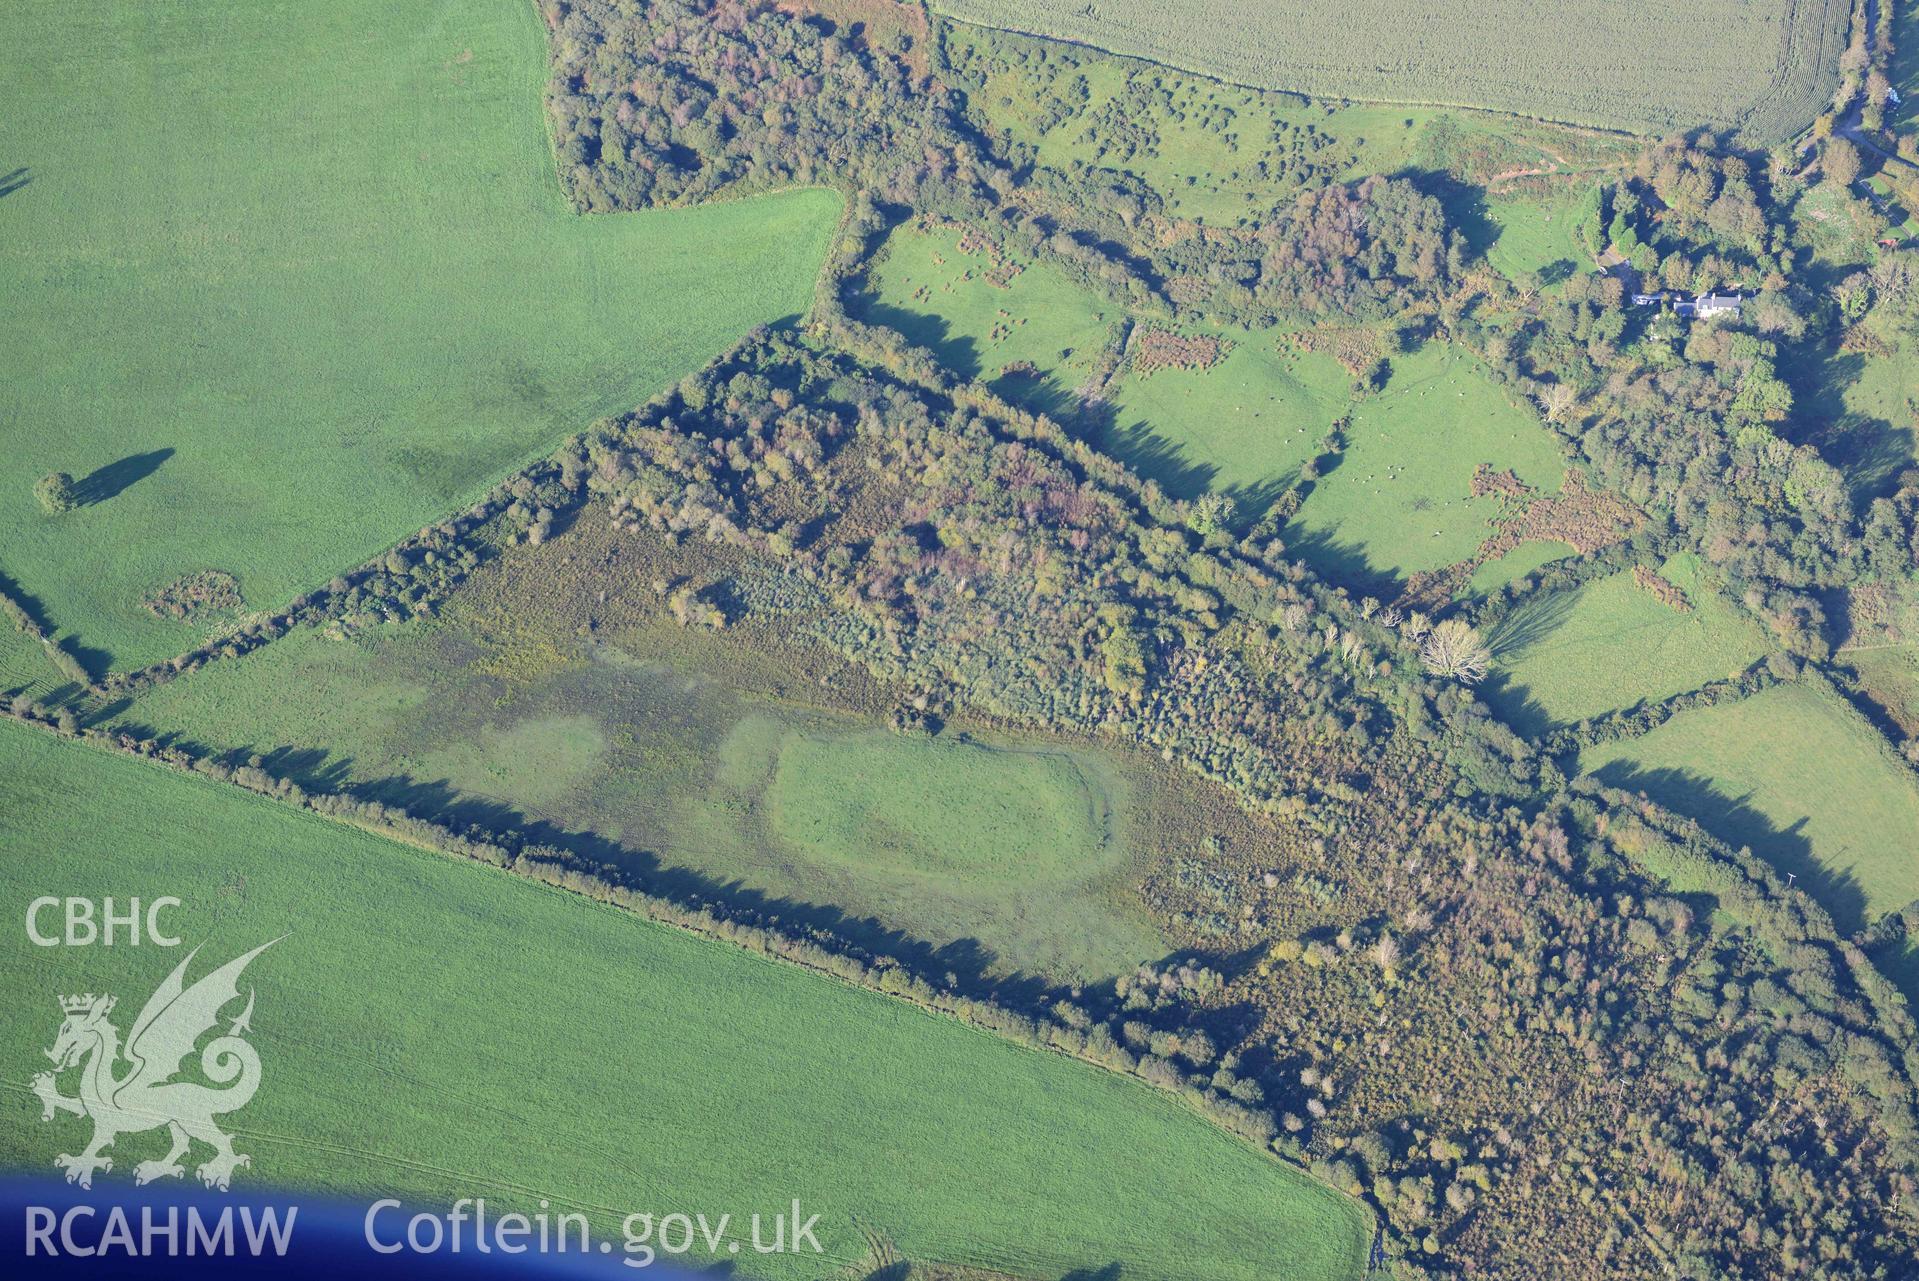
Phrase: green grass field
[
  {"left": 1283, "top": 343, "right": 1567, "bottom": 590},
  {"left": 1580, "top": 680, "right": 1919, "bottom": 934},
  {"left": 1485, "top": 554, "right": 1770, "bottom": 735},
  {"left": 1783, "top": 315, "right": 1919, "bottom": 501},
  {"left": 1842, "top": 643, "right": 1919, "bottom": 737},
  {"left": 1102, "top": 329, "right": 1352, "bottom": 500},
  {"left": 857, "top": 220, "right": 1120, "bottom": 415},
  {"left": 1464, "top": 539, "right": 1577, "bottom": 597},
  {"left": 112, "top": 557, "right": 1167, "bottom": 980},
  {"left": 756, "top": 723, "right": 1120, "bottom": 881},
  {"left": 1482, "top": 183, "right": 1602, "bottom": 283},
  {"left": 862, "top": 223, "right": 1357, "bottom": 504},
  {"left": 866, "top": 233, "right": 1568, "bottom": 570},
  {"left": 934, "top": 0, "right": 1847, "bottom": 141},
  {"left": 0, "top": 625, "right": 66, "bottom": 704},
  {"left": 0, "top": 719, "right": 1369, "bottom": 1280},
  {"left": 0, "top": 0, "right": 839, "bottom": 671}
]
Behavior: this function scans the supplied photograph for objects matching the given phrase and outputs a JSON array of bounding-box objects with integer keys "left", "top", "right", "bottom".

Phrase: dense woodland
[{"left": 6, "top": 2, "right": 1916, "bottom": 1277}]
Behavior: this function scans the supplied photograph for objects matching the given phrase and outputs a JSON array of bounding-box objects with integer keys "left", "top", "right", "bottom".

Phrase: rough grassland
[
  {"left": 1483, "top": 184, "right": 1604, "bottom": 284},
  {"left": 0, "top": 720, "right": 1369, "bottom": 1281},
  {"left": 946, "top": 23, "right": 1638, "bottom": 229},
  {"left": 1842, "top": 644, "right": 1919, "bottom": 737},
  {"left": 1580, "top": 681, "right": 1919, "bottom": 934},
  {"left": 1895, "top": 0, "right": 1919, "bottom": 142},
  {"left": 0, "top": 0, "right": 839, "bottom": 670},
  {"left": 1283, "top": 344, "right": 1567, "bottom": 589},
  {"left": 1793, "top": 180, "right": 1886, "bottom": 268},
  {"left": 1486, "top": 554, "right": 1770, "bottom": 735},
  {"left": 933, "top": 0, "right": 1849, "bottom": 141},
  {"left": 110, "top": 530, "right": 1169, "bottom": 981}
]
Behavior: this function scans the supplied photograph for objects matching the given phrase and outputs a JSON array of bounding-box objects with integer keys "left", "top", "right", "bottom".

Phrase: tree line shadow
[
  {"left": 1271, "top": 524, "right": 1403, "bottom": 603},
  {"left": 0, "top": 568, "right": 113, "bottom": 683},
  {"left": 1584, "top": 760, "right": 1873, "bottom": 935},
  {"left": 1780, "top": 338, "right": 1917, "bottom": 504},
  {"left": 843, "top": 297, "right": 1307, "bottom": 533},
  {"left": 1476, "top": 588, "right": 1583, "bottom": 737},
  {"left": 99, "top": 723, "right": 1260, "bottom": 1034}
]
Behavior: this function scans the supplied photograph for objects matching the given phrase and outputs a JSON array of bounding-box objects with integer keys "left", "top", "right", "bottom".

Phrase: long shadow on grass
[
  {"left": 1476, "top": 673, "right": 1558, "bottom": 742},
  {"left": 1779, "top": 335, "right": 1916, "bottom": 504},
  {"left": 0, "top": 566, "right": 112, "bottom": 682},
  {"left": 1479, "top": 588, "right": 1581, "bottom": 737},
  {"left": 1866, "top": 936, "right": 1919, "bottom": 1015},
  {"left": 1002, "top": 384, "right": 1290, "bottom": 527},
  {"left": 1092, "top": 418, "right": 1219, "bottom": 503},
  {"left": 1485, "top": 586, "right": 1579, "bottom": 659},
  {"left": 1395, "top": 166, "right": 1499, "bottom": 265},
  {"left": 1272, "top": 523, "right": 1402, "bottom": 603},
  {"left": 73, "top": 448, "right": 174, "bottom": 506},
  {"left": 851, "top": 299, "right": 983, "bottom": 383},
  {"left": 1583, "top": 761, "right": 1872, "bottom": 934},
  {"left": 1538, "top": 258, "right": 1576, "bottom": 287},
  {"left": 0, "top": 168, "right": 29, "bottom": 200},
  {"left": 1060, "top": 1265, "right": 1123, "bottom": 1281}
]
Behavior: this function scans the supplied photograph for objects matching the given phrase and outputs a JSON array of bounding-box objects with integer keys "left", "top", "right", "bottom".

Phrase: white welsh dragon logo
[{"left": 31, "top": 940, "right": 279, "bottom": 1191}]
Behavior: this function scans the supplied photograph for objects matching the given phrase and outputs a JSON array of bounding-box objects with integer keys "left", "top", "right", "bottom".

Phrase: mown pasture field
[
  {"left": 933, "top": 0, "right": 1849, "bottom": 141},
  {"left": 111, "top": 515, "right": 1169, "bottom": 981},
  {"left": 1580, "top": 680, "right": 1919, "bottom": 934},
  {"left": 0, "top": 719, "right": 1371, "bottom": 1281},
  {"left": 1485, "top": 554, "right": 1770, "bottom": 735},
  {"left": 1282, "top": 344, "right": 1567, "bottom": 590},
  {"left": 1101, "top": 328, "right": 1352, "bottom": 500},
  {"left": 752, "top": 722, "right": 1119, "bottom": 882},
  {"left": 0, "top": 625, "right": 64, "bottom": 705},
  {"left": 0, "top": 0, "right": 839, "bottom": 670}
]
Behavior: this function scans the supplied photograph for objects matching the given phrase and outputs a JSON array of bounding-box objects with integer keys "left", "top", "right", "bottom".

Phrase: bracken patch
[{"left": 141, "top": 570, "right": 244, "bottom": 622}]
